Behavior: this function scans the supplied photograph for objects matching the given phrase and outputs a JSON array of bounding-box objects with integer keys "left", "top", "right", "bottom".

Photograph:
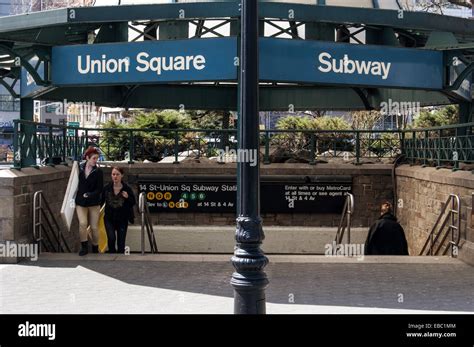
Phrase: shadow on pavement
[{"left": 17, "top": 257, "right": 474, "bottom": 312}]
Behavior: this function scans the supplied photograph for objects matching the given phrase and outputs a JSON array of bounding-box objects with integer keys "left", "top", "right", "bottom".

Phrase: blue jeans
[{"left": 104, "top": 218, "right": 128, "bottom": 254}]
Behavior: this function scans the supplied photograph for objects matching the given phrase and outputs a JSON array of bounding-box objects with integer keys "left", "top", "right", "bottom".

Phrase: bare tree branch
[
  {"left": 447, "top": 0, "right": 472, "bottom": 8},
  {"left": 400, "top": 0, "right": 471, "bottom": 12}
]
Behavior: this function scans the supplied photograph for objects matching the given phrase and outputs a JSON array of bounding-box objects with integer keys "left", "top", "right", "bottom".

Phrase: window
[{"left": 0, "top": 95, "right": 19, "bottom": 112}]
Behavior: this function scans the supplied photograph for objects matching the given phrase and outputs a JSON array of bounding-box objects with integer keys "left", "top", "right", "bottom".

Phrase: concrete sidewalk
[{"left": 0, "top": 254, "right": 472, "bottom": 314}]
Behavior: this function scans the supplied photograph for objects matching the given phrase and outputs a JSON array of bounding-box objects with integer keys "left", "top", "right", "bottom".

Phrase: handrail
[
  {"left": 33, "top": 190, "right": 71, "bottom": 253},
  {"left": 335, "top": 192, "right": 354, "bottom": 245},
  {"left": 139, "top": 192, "right": 158, "bottom": 255},
  {"left": 33, "top": 191, "right": 43, "bottom": 252},
  {"left": 14, "top": 118, "right": 474, "bottom": 134},
  {"left": 419, "top": 194, "right": 461, "bottom": 257},
  {"left": 401, "top": 122, "right": 474, "bottom": 133}
]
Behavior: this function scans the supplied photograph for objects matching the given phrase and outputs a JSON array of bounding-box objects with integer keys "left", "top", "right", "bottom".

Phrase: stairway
[{"left": 124, "top": 225, "right": 370, "bottom": 254}]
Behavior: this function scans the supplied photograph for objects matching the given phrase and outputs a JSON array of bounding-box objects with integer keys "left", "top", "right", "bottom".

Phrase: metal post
[
  {"left": 400, "top": 130, "right": 405, "bottom": 158},
  {"left": 451, "top": 196, "right": 455, "bottom": 257},
  {"left": 20, "top": 98, "right": 36, "bottom": 167},
  {"left": 85, "top": 129, "right": 89, "bottom": 148},
  {"left": 33, "top": 192, "right": 37, "bottom": 252},
  {"left": 355, "top": 131, "right": 360, "bottom": 165},
  {"left": 140, "top": 193, "right": 145, "bottom": 256},
  {"left": 13, "top": 119, "right": 20, "bottom": 169},
  {"left": 48, "top": 126, "right": 54, "bottom": 166},
  {"left": 173, "top": 130, "right": 179, "bottom": 164},
  {"left": 74, "top": 128, "right": 79, "bottom": 161},
  {"left": 453, "top": 126, "right": 459, "bottom": 171},
  {"left": 422, "top": 130, "right": 428, "bottom": 167},
  {"left": 347, "top": 207, "right": 351, "bottom": 244},
  {"left": 62, "top": 127, "right": 67, "bottom": 165},
  {"left": 129, "top": 130, "right": 134, "bottom": 164},
  {"left": 436, "top": 129, "right": 441, "bottom": 168},
  {"left": 31, "top": 122, "right": 38, "bottom": 169},
  {"left": 231, "top": 0, "right": 268, "bottom": 315},
  {"left": 263, "top": 131, "right": 270, "bottom": 164},
  {"left": 39, "top": 192, "right": 42, "bottom": 253}
]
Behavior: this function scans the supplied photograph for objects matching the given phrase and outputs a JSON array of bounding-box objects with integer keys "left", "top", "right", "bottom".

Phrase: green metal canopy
[{"left": 0, "top": 1, "right": 472, "bottom": 113}]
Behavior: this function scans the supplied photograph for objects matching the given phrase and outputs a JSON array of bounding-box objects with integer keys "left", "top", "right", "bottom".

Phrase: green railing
[
  {"left": 11, "top": 119, "right": 474, "bottom": 169},
  {"left": 402, "top": 122, "right": 474, "bottom": 170}
]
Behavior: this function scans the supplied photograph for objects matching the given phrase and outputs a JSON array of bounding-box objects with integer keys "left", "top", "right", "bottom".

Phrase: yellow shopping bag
[
  {"left": 87, "top": 206, "right": 108, "bottom": 253},
  {"left": 97, "top": 206, "right": 107, "bottom": 253}
]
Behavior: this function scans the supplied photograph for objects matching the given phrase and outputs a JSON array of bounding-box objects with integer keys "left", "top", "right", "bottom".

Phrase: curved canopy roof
[{"left": 0, "top": 1, "right": 472, "bottom": 111}]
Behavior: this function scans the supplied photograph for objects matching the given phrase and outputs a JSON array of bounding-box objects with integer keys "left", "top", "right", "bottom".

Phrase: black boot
[
  {"left": 91, "top": 245, "right": 99, "bottom": 254},
  {"left": 79, "top": 241, "right": 88, "bottom": 256}
]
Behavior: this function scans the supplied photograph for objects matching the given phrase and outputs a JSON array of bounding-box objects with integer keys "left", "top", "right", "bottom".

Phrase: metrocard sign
[{"left": 50, "top": 37, "right": 444, "bottom": 90}]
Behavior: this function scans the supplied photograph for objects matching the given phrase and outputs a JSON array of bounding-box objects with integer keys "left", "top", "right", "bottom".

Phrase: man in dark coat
[{"left": 365, "top": 202, "right": 409, "bottom": 255}]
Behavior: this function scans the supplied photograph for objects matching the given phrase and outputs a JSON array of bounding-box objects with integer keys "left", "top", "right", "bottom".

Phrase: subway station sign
[
  {"left": 52, "top": 37, "right": 238, "bottom": 85},
  {"left": 51, "top": 37, "right": 445, "bottom": 90},
  {"left": 138, "top": 179, "right": 352, "bottom": 214},
  {"left": 259, "top": 38, "right": 444, "bottom": 89}
]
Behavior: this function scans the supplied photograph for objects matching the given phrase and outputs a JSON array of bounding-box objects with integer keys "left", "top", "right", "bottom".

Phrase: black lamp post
[{"left": 231, "top": 0, "right": 269, "bottom": 314}]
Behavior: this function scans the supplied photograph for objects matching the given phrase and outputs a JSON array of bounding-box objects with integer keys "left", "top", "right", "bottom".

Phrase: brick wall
[{"left": 396, "top": 165, "right": 474, "bottom": 265}]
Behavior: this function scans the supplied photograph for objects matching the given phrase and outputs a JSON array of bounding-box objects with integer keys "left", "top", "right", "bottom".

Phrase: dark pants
[{"left": 104, "top": 218, "right": 128, "bottom": 254}]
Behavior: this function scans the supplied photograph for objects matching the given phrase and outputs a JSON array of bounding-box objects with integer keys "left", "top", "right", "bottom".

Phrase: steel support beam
[{"left": 19, "top": 97, "right": 36, "bottom": 167}]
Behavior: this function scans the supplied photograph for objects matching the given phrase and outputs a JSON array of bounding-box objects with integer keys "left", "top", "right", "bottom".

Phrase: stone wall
[
  {"left": 1, "top": 162, "right": 394, "bottom": 260},
  {"left": 4, "top": 162, "right": 474, "bottom": 261},
  {"left": 396, "top": 165, "right": 474, "bottom": 265},
  {"left": 0, "top": 165, "right": 80, "bottom": 262}
]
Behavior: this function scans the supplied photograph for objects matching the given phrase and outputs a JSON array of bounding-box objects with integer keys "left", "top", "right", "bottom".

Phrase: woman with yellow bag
[{"left": 101, "top": 167, "right": 136, "bottom": 254}]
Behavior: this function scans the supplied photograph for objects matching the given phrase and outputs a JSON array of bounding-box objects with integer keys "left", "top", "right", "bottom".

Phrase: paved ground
[{"left": 0, "top": 254, "right": 473, "bottom": 314}]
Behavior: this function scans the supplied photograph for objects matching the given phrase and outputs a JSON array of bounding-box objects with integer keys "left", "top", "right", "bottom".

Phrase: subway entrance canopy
[
  {"left": 0, "top": 0, "right": 473, "bottom": 114},
  {"left": 1, "top": 0, "right": 474, "bottom": 316}
]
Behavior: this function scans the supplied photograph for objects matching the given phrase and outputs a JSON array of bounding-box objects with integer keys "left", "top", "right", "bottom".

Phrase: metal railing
[
  {"left": 419, "top": 194, "right": 461, "bottom": 257},
  {"left": 12, "top": 119, "right": 402, "bottom": 168},
  {"left": 139, "top": 192, "right": 158, "bottom": 255},
  {"left": 334, "top": 192, "right": 354, "bottom": 245},
  {"left": 12, "top": 120, "right": 474, "bottom": 169},
  {"left": 33, "top": 190, "right": 71, "bottom": 253},
  {"left": 402, "top": 122, "right": 474, "bottom": 169}
]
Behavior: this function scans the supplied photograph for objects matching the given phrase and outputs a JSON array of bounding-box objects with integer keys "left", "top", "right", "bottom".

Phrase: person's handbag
[
  {"left": 87, "top": 205, "right": 107, "bottom": 253},
  {"left": 128, "top": 205, "right": 135, "bottom": 224}
]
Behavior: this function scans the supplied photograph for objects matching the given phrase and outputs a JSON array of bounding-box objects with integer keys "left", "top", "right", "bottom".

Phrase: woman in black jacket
[
  {"left": 76, "top": 146, "right": 104, "bottom": 256},
  {"left": 101, "top": 166, "right": 136, "bottom": 254}
]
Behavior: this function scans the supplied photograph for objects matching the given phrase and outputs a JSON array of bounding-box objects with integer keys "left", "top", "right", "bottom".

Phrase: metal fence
[
  {"left": 403, "top": 122, "right": 474, "bottom": 169},
  {"left": 11, "top": 119, "right": 474, "bottom": 169}
]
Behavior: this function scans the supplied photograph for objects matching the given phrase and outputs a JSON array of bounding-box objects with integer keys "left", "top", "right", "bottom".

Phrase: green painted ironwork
[
  {"left": 11, "top": 120, "right": 474, "bottom": 170},
  {"left": 1, "top": 1, "right": 472, "bottom": 113},
  {"left": 402, "top": 122, "right": 474, "bottom": 170}
]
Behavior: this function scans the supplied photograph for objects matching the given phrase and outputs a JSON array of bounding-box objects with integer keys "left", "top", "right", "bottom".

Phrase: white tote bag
[{"left": 60, "top": 161, "right": 79, "bottom": 231}]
